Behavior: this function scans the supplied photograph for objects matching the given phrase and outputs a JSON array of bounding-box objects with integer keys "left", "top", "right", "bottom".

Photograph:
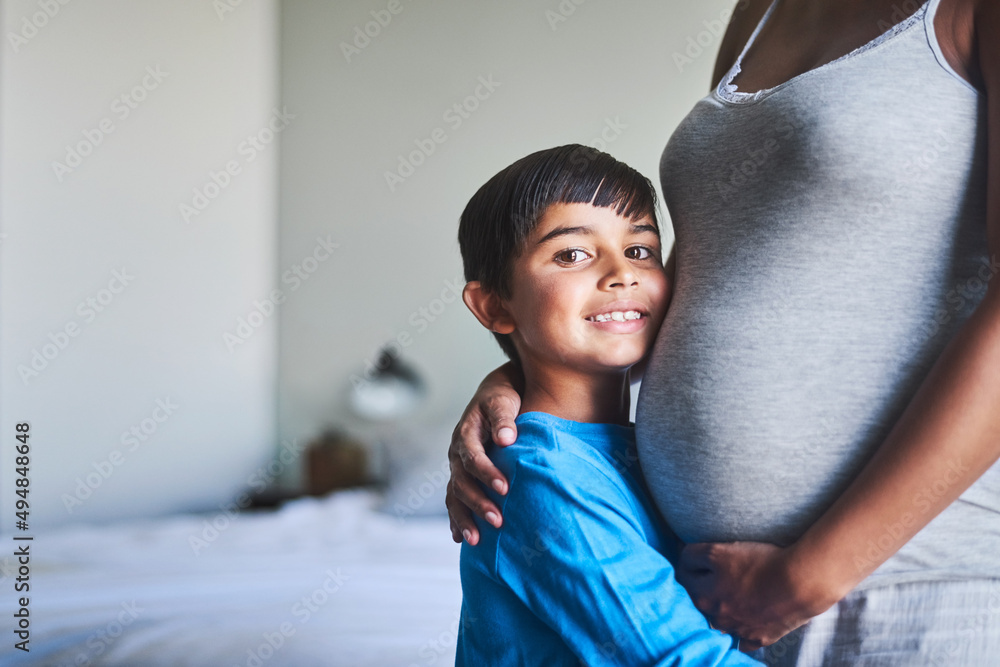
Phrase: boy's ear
[{"left": 462, "top": 282, "right": 516, "bottom": 334}]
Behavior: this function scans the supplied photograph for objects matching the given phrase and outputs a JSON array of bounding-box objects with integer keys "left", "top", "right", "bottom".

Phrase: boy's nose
[{"left": 599, "top": 258, "right": 639, "bottom": 290}]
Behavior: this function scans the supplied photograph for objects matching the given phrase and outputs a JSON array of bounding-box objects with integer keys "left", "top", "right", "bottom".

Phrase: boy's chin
[
  {"left": 581, "top": 353, "right": 646, "bottom": 373},
  {"left": 591, "top": 345, "right": 651, "bottom": 370}
]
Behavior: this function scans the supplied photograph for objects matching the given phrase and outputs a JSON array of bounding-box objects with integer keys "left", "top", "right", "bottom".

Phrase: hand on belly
[{"left": 676, "top": 540, "right": 835, "bottom": 651}]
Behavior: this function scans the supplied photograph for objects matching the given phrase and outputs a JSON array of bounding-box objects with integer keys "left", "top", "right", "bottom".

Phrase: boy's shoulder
[
  {"left": 488, "top": 411, "right": 634, "bottom": 475},
  {"left": 468, "top": 412, "right": 667, "bottom": 575},
  {"left": 483, "top": 411, "right": 642, "bottom": 511}
]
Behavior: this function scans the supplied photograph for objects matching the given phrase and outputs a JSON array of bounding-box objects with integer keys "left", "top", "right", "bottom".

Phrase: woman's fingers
[
  {"left": 445, "top": 363, "right": 522, "bottom": 542},
  {"left": 450, "top": 464, "right": 502, "bottom": 528},
  {"left": 460, "top": 446, "right": 508, "bottom": 496},
  {"left": 679, "top": 542, "right": 717, "bottom": 574},
  {"left": 446, "top": 410, "right": 503, "bottom": 541},
  {"left": 484, "top": 393, "right": 520, "bottom": 448},
  {"left": 678, "top": 542, "right": 809, "bottom": 650},
  {"left": 447, "top": 417, "right": 502, "bottom": 541},
  {"left": 453, "top": 403, "right": 510, "bottom": 495},
  {"left": 676, "top": 544, "right": 723, "bottom": 622},
  {"left": 446, "top": 480, "right": 480, "bottom": 545}
]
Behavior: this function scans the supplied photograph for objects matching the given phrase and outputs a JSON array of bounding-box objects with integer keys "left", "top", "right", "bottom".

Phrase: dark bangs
[{"left": 519, "top": 144, "right": 659, "bottom": 229}]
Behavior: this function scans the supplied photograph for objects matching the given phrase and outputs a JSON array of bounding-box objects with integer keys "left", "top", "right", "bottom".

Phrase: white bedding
[{"left": 2, "top": 489, "right": 462, "bottom": 666}]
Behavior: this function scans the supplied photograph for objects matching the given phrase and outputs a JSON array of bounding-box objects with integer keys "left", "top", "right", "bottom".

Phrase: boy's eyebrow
[
  {"left": 630, "top": 223, "right": 659, "bottom": 236},
  {"left": 536, "top": 222, "right": 659, "bottom": 245},
  {"left": 537, "top": 225, "right": 591, "bottom": 244}
]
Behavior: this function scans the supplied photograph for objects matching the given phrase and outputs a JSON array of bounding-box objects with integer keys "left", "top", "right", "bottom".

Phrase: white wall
[
  {"left": 278, "top": 0, "right": 737, "bottom": 477},
  {"left": 1, "top": 0, "right": 280, "bottom": 529}
]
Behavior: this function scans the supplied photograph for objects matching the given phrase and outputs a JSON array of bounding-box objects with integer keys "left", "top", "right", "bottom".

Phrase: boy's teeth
[{"left": 592, "top": 310, "right": 642, "bottom": 322}]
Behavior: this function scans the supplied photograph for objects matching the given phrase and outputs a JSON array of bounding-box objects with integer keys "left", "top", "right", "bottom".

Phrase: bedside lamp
[{"left": 348, "top": 348, "right": 426, "bottom": 421}]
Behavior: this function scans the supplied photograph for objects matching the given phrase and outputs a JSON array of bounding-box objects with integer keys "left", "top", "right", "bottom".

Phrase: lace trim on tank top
[{"left": 717, "top": 0, "right": 930, "bottom": 104}]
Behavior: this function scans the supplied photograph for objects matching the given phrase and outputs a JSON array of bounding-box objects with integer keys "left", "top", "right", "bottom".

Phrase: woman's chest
[{"left": 729, "top": 0, "right": 978, "bottom": 94}]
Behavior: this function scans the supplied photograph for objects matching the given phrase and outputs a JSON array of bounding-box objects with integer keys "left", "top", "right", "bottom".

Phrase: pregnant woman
[{"left": 447, "top": 0, "right": 1000, "bottom": 663}]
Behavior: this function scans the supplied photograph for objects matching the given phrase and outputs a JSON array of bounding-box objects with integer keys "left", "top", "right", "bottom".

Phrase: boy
[{"left": 454, "top": 144, "right": 759, "bottom": 666}]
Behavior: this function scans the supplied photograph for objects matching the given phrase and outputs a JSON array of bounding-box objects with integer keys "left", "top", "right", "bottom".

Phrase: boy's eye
[
  {"left": 555, "top": 249, "right": 590, "bottom": 264},
  {"left": 625, "top": 245, "right": 653, "bottom": 260}
]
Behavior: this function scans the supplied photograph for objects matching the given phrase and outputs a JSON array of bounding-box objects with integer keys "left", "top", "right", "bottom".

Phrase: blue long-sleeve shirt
[{"left": 455, "top": 411, "right": 760, "bottom": 666}]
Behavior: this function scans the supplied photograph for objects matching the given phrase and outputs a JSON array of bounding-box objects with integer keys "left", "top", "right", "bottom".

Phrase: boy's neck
[{"left": 518, "top": 363, "right": 631, "bottom": 426}]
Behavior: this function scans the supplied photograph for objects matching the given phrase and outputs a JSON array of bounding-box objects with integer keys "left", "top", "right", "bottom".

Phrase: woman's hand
[
  {"left": 446, "top": 362, "right": 523, "bottom": 545},
  {"left": 676, "top": 541, "right": 837, "bottom": 651}
]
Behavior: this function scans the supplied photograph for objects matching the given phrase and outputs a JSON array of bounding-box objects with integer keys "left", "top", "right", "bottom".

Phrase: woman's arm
[{"left": 678, "top": 0, "right": 1000, "bottom": 649}]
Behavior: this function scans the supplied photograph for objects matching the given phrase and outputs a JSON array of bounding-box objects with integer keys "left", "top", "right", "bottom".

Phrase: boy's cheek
[
  {"left": 647, "top": 311, "right": 667, "bottom": 346},
  {"left": 649, "top": 271, "right": 672, "bottom": 318},
  {"left": 661, "top": 264, "right": 674, "bottom": 300},
  {"left": 648, "top": 290, "right": 671, "bottom": 339}
]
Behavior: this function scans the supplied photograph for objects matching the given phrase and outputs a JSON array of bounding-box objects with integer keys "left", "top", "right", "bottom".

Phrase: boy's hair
[{"left": 458, "top": 144, "right": 660, "bottom": 364}]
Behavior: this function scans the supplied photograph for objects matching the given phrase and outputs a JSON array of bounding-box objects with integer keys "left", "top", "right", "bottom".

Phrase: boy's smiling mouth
[
  {"left": 584, "top": 300, "right": 650, "bottom": 325},
  {"left": 587, "top": 310, "right": 644, "bottom": 322}
]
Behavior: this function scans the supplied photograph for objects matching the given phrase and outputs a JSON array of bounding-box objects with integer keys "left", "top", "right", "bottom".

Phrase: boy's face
[{"left": 503, "top": 202, "right": 669, "bottom": 374}]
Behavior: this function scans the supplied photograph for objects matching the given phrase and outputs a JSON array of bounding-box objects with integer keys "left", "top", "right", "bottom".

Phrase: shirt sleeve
[{"left": 493, "top": 448, "right": 761, "bottom": 667}]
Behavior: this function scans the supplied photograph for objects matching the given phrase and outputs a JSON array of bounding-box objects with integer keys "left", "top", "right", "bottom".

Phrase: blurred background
[
  {"left": 2, "top": 0, "right": 735, "bottom": 530},
  {"left": 1, "top": 1, "right": 744, "bottom": 664}
]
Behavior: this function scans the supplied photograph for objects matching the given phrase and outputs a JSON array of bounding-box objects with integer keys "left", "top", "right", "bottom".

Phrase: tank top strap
[
  {"left": 923, "top": 0, "right": 981, "bottom": 94},
  {"left": 732, "top": 0, "right": 779, "bottom": 68},
  {"left": 717, "top": 0, "right": 779, "bottom": 102}
]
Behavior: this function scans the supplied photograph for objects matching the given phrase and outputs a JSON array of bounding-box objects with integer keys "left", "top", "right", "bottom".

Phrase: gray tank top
[{"left": 636, "top": 0, "right": 998, "bottom": 588}]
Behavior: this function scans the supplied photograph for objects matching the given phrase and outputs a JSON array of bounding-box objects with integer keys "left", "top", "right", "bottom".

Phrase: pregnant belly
[{"left": 633, "top": 287, "right": 924, "bottom": 546}]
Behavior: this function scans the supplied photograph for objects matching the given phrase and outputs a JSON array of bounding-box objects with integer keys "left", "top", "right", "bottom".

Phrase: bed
[{"left": 2, "top": 488, "right": 462, "bottom": 666}]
